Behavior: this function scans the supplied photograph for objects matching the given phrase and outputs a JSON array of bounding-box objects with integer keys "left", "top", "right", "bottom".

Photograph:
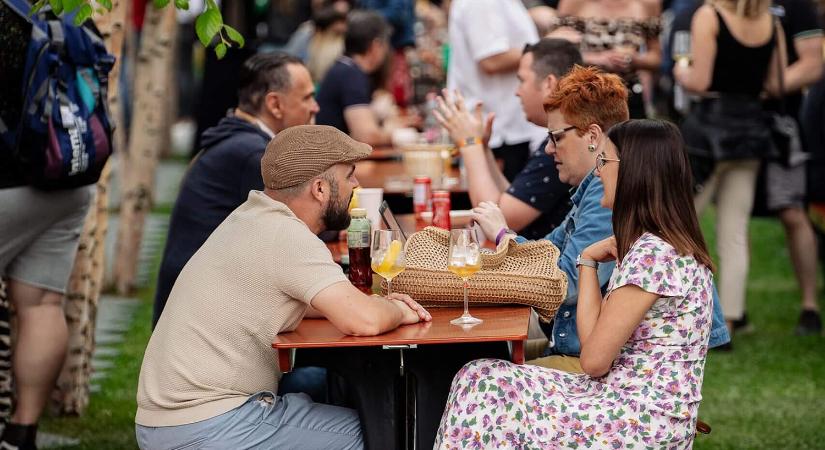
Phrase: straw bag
[{"left": 380, "top": 227, "right": 567, "bottom": 322}]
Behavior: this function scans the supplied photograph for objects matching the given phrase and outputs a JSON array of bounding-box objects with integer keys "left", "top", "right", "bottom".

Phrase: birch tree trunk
[
  {"left": 51, "top": 0, "right": 128, "bottom": 415},
  {"left": 112, "top": 3, "right": 177, "bottom": 295},
  {"left": 0, "top": 279, "right": 11, "bottom": 422}
]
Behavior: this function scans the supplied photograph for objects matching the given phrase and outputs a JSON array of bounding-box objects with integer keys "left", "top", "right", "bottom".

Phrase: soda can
[
  {"left": 432, "top": 190, "right": 451, "bottom": 230},
  {"left": 413, "top": 176, "right": 432, "bottom": 218}
]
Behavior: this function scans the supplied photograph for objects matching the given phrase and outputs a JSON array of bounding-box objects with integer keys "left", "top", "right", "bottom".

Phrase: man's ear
[
  {"left": 541, "top": 74, "right": 558, "bottom": 103},
  {"left": 543, "top": 74, "right": 557, "bottom": 95},
  {"left": 264, "top": 92, "right": 284, "bottom": 120},
  {"left": 310, "top": 177, "right": 328, "bottom": 202}
]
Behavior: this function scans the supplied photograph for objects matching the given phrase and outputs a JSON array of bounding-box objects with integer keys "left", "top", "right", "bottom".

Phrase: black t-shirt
[
  {"left": 315, "top": 57, "right": 372, "bottom": 134},
  {"left": 764, "top": 0, "right": 824, "bottom": 116},
  {"left": 505, "top": 138, "right": 572, "bottom": 239}
]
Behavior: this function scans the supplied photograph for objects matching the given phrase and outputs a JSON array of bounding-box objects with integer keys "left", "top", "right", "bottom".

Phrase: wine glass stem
[
  {"left": 462, "top": 278, "right": 469, "bottom": 316},
  {"left": 387, "top": 278, "right": 392, "bottom": 296}
]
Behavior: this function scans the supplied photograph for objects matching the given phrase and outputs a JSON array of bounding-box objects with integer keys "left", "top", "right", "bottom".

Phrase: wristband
[
  {"left": 495, "top": 227, "right": 514, "bottom": 245},
  {"left": 456, "top": 136, "right": 481, "bottom": 149}
]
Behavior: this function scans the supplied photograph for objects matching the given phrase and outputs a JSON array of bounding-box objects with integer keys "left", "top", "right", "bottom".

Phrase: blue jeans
[
  {"left": 135, "top": 392, "right": 363, "bottom": 450},
  {"left": 278, "top": 367, "right": 328, "bottom": 403}
]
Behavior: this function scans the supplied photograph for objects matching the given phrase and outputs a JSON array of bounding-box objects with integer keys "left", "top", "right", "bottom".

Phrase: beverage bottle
[
  {"left": 413, "top": 176, "right": 432, "bottom": 219},
  {"left": 347, "top": 208, "right": 372, "bottom": 293},
  {"left": 432, "top": 190, "right": 451, "bottom": 230},
  {"left": 423, "top": 92, "right": 443, "bottom": 144}
]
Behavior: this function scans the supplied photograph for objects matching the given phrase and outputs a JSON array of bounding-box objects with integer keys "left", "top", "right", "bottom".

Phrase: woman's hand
[
  {"left": 582, "top": 236, "right": 618, "bottom": 263},
  {"left": 586, "top": 49, "right": 632, "bottom": 73},
  {"left": 673, "top": 63, "right": 690, "bottom": 87},
  {"left": 433, "top": 89, "right": 494, "bottom": 150},
  {"left": 471, "top": 201, "right": 509, "bottom": 241}
]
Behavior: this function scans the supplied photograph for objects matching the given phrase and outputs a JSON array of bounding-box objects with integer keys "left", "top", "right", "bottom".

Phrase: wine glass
[
  {"left": 448, "top": 229, "right": 483, "bottom": 326},
  {"left": 371, "top": 229, "right": 407, "bottom": 295}
]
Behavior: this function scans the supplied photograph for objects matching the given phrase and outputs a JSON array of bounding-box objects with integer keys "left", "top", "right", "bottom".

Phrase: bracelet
[
  {"left": 495, "top": 227, "right": 513, "bottom": 246},
  {"left": 456, "top": 136, "right": 481, "bottom": 149}
]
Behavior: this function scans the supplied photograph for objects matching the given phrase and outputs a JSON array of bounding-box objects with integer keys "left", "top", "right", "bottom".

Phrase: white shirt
[{"left": 447, "top": 0, "right": 547, "bottom": 150}]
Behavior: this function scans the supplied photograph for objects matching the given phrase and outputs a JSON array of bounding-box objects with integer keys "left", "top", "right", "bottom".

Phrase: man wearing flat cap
[{"left": 135, "top": 125, "right": 431, "bottom": 450}]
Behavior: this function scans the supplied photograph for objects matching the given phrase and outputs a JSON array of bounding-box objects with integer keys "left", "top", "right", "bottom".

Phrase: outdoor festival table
[
  {"left": 273, "top": 305, "right": 531, "bottom": 373},
  {"left": 273, "top": 306, "right": 530, "bottom": 450}
]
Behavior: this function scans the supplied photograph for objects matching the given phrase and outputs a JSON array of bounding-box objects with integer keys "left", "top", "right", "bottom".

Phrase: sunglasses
[
  {"left": 548, "top": 125, "right": 577, "bottom": 148},
  {"left": 595, "top": 152, "right": 621, "bottom": 173}
]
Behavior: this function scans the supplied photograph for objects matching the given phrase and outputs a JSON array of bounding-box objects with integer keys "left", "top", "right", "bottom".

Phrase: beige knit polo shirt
[{"left": 136, "top": 191, "right": 348, "bottom": 427}]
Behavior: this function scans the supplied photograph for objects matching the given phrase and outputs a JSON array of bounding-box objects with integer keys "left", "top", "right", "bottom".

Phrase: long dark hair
[{"left": 607, "top": 119, "right": 714, "bottom": 271}]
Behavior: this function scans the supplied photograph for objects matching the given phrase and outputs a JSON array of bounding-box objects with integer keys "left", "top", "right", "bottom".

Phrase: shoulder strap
[
  {"left": 47, "top": 20, "right": 65, "bottom": 55},
  {"left": 772, "top": 14, "right": 786, "bottom": 114}
]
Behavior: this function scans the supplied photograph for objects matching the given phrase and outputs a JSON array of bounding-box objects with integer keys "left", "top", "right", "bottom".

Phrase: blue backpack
[{"left": 0, "top": 0, "right": 115, "bottom": 190}]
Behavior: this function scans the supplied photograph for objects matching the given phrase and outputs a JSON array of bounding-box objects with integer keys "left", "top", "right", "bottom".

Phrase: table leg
[
  {"left": 512, "top": 340, "right": 525, "bottom": 364},
  {"left": 278, "top": 349, "right": 292, "bottom": 373}
]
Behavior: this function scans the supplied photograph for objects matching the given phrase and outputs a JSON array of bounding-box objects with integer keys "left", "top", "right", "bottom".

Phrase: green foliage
[
  {"left": 194, "top": 0, "right": 245, "bottom": 58},
  {"left": 30, "top": 0, "right": 243, "bottom": 59}
]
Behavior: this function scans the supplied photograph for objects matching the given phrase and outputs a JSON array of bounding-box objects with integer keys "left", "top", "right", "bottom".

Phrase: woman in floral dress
[{"left": 435, "top": 119, "right": 715, "bottom": 449}]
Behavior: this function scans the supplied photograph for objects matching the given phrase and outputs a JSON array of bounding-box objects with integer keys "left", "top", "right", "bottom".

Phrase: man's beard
[{"left": 322, "top": 182, "right": 352, "bottom": 231}]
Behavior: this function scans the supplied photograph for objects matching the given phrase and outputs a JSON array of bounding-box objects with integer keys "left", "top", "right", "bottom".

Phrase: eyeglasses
[
  {"left": 548, "top": 125, "right": 577, "bottom": 148},
  {"left": 595, "top": 152, "right": 621, "bottom": 173}
]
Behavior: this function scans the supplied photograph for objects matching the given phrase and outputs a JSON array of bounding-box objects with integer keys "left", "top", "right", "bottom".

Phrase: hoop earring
[{"left": 587, "top": 144, "right": 596, "bottom": 153}]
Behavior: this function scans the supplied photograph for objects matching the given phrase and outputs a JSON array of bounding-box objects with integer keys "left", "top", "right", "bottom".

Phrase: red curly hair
[{"left": 544, "top": 65, "right": 629, "bottom": 134}]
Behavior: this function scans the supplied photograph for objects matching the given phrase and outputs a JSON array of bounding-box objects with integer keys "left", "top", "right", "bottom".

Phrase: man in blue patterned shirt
[{"left": 436, "top": 38, "right": 582, "bottom": 239}]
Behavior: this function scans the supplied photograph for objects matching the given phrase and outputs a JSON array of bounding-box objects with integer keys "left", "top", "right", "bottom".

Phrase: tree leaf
[
  {"left": 174, "top": 0, "right": 189, "bottom": 10},
  {"left": 72, "top": 3, "right": 92, "bottom": 25},
  {"left": 195, "top": 4, "right": 223, "bottom": 47},
  {"left": 63, "top": 0, "right": 81, "bottom": 13},
  {"left": 215, "top": 42, "right": 227, "bottom": 59},
  {"left": 31, "top": 1, "right": 46, "bottom": 14},
  {"left": 223, "top": 24, "right": 244, "bottom": 48},
  {"left": 49, "top": 0, "right": 64, "bottom": 15},
  {"left": 153, "top": 0, "right": 170, "bottom": 8}
]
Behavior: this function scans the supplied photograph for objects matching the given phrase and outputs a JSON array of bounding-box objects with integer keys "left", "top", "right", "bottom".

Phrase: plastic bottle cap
[{"left": 350, "top": 208, "right": 367, "bottom": 218}]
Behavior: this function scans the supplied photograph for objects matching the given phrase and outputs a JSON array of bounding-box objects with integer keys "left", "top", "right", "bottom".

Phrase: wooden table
[
  {"left": 274, "top": 306, "right": 529, "bottom": 450},
  {"left": 365, "top": 146, "right": 403, "bottom": 161},
  {"left": 354, "top": 159, "right": 471, "bottom": 214},
  {"left": 354, "top": 160, "right": 465, "bottom": 195},
  {"left": 273, "top": 306, "right": 531, "bottom": 372}
]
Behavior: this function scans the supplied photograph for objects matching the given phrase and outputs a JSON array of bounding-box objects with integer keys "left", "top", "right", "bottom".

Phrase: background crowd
[{"left": 0, "top": 0, "right": 824, "bottom": 448}]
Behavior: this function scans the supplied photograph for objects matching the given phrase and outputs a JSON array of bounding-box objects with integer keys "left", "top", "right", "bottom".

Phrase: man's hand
[
  {"left": 471, "top": 201, "right": 509, "bottom": 242},
  {"left": 388, "top": 292, "right": 432, "bottom": 324}
]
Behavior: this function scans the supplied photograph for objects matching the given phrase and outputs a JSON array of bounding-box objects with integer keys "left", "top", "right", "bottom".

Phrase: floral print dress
[{"left": 435, "top": 233, "right": 714, "bottom": 449}]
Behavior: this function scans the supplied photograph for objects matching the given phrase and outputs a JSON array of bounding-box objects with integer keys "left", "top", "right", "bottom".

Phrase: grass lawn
[{"left": 39, "top": 211, "right": 824, "bottom": 449}]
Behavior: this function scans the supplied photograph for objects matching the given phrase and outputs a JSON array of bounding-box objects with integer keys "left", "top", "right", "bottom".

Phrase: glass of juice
[{"left": 371, "top": 229, "right": 406, "bottom": 295}]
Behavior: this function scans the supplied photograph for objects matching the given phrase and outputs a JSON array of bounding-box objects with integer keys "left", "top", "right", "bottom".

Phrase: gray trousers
[{"left": 136, "top": 392, "right": 363, "bottom": 450}]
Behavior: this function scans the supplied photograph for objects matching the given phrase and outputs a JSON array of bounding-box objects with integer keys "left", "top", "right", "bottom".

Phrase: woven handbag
[{"left": 380, "top": 227, "right": 567, "bottom": 322}]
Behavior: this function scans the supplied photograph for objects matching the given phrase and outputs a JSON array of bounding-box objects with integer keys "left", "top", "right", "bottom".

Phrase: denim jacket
[{"left": 517, "top": 172, "right": 730, "bottom": 356}]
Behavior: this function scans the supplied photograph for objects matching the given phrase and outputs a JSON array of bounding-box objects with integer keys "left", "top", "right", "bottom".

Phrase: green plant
[{"left": 30, "top": 0, "right": 244, "bottom": 58}]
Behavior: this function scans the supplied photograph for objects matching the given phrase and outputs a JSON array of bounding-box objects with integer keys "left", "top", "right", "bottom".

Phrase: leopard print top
[{"left": 550, "top": 15, "right": 661, "bottom": 53}]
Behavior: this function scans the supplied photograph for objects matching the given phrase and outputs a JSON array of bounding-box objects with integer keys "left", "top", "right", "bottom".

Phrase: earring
[{"left": 587, "top": 144, "right": 596, "bottom": 153}]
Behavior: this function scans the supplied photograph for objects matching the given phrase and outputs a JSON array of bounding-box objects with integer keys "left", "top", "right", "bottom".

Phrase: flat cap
[{"left": 261, "top": 125, "right": 372, "bottom": 190}]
